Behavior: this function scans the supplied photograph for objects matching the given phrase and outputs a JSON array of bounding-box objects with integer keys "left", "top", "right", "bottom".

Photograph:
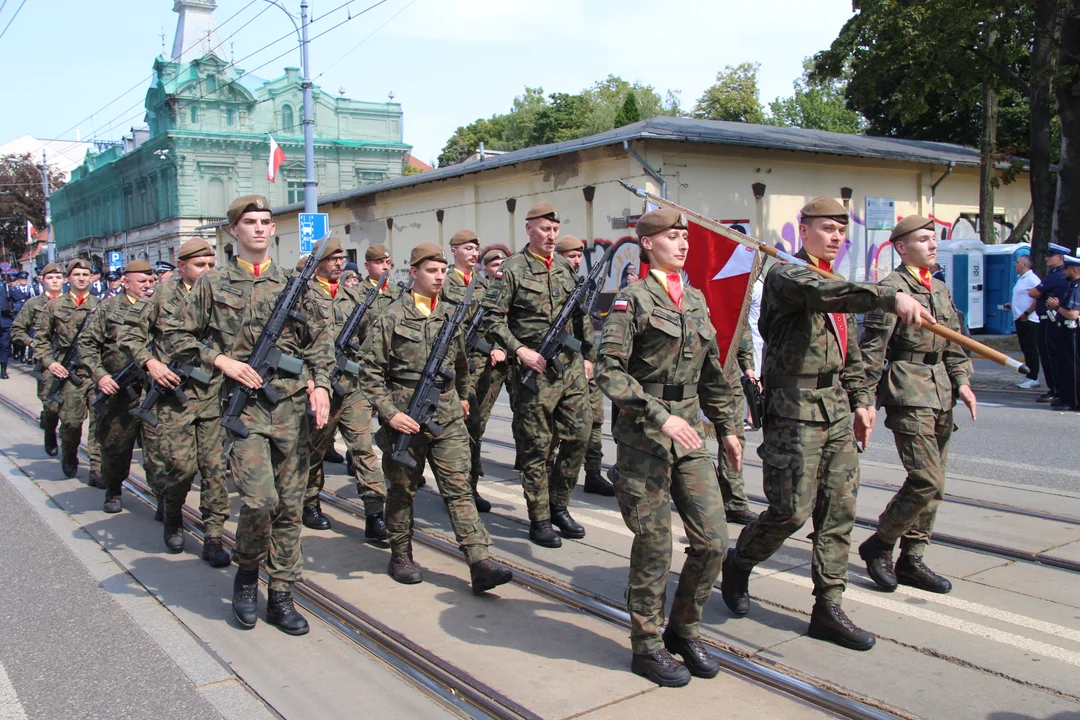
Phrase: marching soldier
[
  {"left": 597, "top": 209, "right": 742, "bottom": 687},
  {"left": 78, "top": 260, "right": 155, "bottom": 513},
  {"left": 34, "top": 259, "right": 103, "bottom": 482},
  {"left": 11, "top": 262, "right": 65, "bottom": 455},
  {"left": 121, "top": 238, "right": 231, "bottom": 565},
  {"left": 442, "top": 229, "right": 503, "bottom": 512},
  {"left": 554, "top": 234, "right": 614, "bottom": 496},
  {"left": 482, "top": 202, "right": 594, "bottom": 547},
  {"left": 717, "top": 330, "right": 759, "bottom": 524},
  {"left": 858, "top": 216, "right": 975, "bottom": 595},
  {"left": 721, "top": 197, "right": 930, "bottom": 651},
  {"left": 358, "top": 242, "right": 512, "bottom": 593},
  {"left": 302, "top": 236, "right": 390, "bottom": 541},
  {"left": 169, "top": 195, "right": 334, "bottom": 635}
]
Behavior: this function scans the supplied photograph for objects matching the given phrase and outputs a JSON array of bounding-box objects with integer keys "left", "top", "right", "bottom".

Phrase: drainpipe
[
  {"left": 623, "top": 140, "right": 667, "bottom": 199},
  {"left": 930, "top": 161, "right": 954, "bottom": 220}
]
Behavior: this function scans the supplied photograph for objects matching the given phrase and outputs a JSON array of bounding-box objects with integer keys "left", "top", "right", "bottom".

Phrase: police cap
[{"left": 1048, "top": 242, "right": 1071, "bottom": 256}]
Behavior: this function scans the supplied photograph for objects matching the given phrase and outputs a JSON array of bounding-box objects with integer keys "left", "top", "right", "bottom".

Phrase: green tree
[
  {"left": 693, "top": 62, "right": 766, "bottom": 123},
  {"left": 0, "top": 153, "right": 66, "bottom": 264},
  {"left": 530, "top": 92, "right": 592, "bottom": 145},
  {"left": 766, "top": 59, "right": 865, "bottom": 133},
  {"left": 436, "top": 115, "right": 509, "bottom": 167},
  {"left": 614, "top": 90, "right": 642, "bottom": 128}
]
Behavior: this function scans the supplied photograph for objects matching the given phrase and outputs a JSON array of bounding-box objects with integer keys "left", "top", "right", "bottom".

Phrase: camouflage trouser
[
  {"left": 466, "top": 359, "right": 512, "bottom": 485},
  {"left": 376, "top": 417, "right": 491, "bottom": 564},
  {"left": 716, "top": 391, "right": 750, "bottom": 512},
  {"left": 140, "top": 412, "right": 167, "bottom": 498},
  {"left": 513, "top": 358, "right": 589, "bottom": 522},
  {"left": 156, "top": 400, "right": 230, "bottom": 538},
  {"left": 878, "top": 406, "right": 953, "bottom": 557},
  {"left": 583, "top": 378, "right": 605, "bottom": 477},
  {"left": 613, "top": 442, "right": 728, "bottom": 654},
  {"left": 94, "top": 393, "right": 142, "bottom": 496},
  {"left": 306, "top": 388, "right": 385, "bottom": 515},
  {"left": 734, "top": 415, "right": 859, "bottom": 605},
  {"left": 56, "top": 374, "right": 101, "bottom": 474},
  {"left": 227, "top": 394, "right": 309, "bottom": 593},
  {"left": 36, "top": 374, "right": 60, "bottom": 437}
]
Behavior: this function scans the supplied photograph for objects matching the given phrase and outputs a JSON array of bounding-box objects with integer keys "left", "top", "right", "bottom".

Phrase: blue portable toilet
[
  {"left": 937, "top": 240, "right": 986, "bottom": 331},
  {"left": 983, "top": 243, "right": 1031, "bottom": 334}
]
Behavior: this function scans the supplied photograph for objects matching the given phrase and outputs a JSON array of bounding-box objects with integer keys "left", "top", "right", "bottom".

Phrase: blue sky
[{"left": 0, "top": 0, "right": 855, "bottom": 165}]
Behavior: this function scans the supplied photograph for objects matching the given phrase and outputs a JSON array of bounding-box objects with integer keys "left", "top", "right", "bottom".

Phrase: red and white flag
[
  {"left": 26, "top": 221, "right": 36, "bottom": 244},
  {"left": 683, "top": 219, "right": 760, "bottom": 366},
  {"left": 267, "top": 135, "right": 285, "bottom": 183}
]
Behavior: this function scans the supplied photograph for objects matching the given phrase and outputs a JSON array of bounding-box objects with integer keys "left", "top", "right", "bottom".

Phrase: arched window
[
  {"left": 190, "top": 104, "right": 199, "bottom": 124},
  {"left": 207, "top": 177, "right": 226, "bottom": 218},
  {"left": 281, "top": 104, "right": 293, "bottom": 132}
]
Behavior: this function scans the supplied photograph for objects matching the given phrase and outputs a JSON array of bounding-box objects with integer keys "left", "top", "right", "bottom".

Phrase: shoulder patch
[
  {"left": 494, "top": 269, "right": 503, "bottom": 279},
  {"left": 612, "top": 299, "right": 628, "bottom": 311}
]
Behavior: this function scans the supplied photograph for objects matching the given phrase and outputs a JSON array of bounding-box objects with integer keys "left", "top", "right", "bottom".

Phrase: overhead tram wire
[
  {"left": 0, "top": 0, "right": 29, "bottom": 43},
  {"left": 84, "top": 0, "right": 391, "bottom": 145},
  {"left": 314, "top": 0, "right": 417, "bottom": 81}
]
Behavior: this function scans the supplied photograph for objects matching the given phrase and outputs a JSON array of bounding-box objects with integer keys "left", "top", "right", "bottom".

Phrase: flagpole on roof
[{"left": 617, "top": 180, "right": 1029, "bottom": 377}]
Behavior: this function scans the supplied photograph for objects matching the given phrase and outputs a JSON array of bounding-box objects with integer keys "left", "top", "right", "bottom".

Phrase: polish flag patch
[
  {"left": 612, "top": 299, "right": 628, "bottom": 311},
  {"left": 495, "top": 270, "right": 503, "bottom": 279}
]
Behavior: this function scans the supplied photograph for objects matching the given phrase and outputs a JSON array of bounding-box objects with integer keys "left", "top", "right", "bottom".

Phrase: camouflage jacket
[
  {"left": 308, "top": 279, "right": 369, "bottom": 393},
  {"left": 11, "top": 293, "right": 55, "bottom": 348},
  {"left": 759, "top": 250, "right": 898, "bottom": 423},
  {"left": 358, "top": 294, "right": 471, "bottom": 427},
  {"left": 167, "top": 258, "right": 335, "bottom": 400},
  {"left": 33, "top": 293, "right": 101, "bottom": 376},
  {"left": 121, "top": 280, "right": 223, "bottom": 415},
  {"left": 481, "top": 249, "right": 596, "bottom": 363},
  {"left": 597, "top": 273, "right": 738, "bottom": 461},
  {"left": 355, "top": 275, "right": 397, "bottom": 347},
  {"left": 859, "top": 266, "right": 971, "bottom": 410},
  {"left": 79, "top": 293, "right": 139, "bottom": 382},
  {"left": 442, "top": 268, "right": 496, "bottom": 357}
]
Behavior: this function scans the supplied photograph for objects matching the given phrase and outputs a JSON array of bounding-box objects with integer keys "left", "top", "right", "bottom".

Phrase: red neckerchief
[
  {"left": 918, "top": 267, "right": 933, "bottom": 292},
  {"left": 329, "top": 280, "right": 338, "bottom": 299},
  {"left": 665, "top": 273, "right": 683, "bottom": 308},
  {"left": 73, "top": 294, "right": 87, "bottom": 307}
]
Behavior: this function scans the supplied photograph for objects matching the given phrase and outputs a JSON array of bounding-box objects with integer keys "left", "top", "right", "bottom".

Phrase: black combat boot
[
  {"left": 720, "top": 549, "right": 751, "bottom": 616},
  {"left": 0, "top": 363, "right": 8, "bottom": 379},
  {"left": 266, "top": 590, "right": 309, "bottom": 635},
  {"left": 88, "top": 471, "right": 104, "bottom": 489},
  {"left": 60, "top": 444, "right": 78, "bottom": 479},
  {"left": 663, "top": 628, "right": 721, "bottom": 679},
  {"left": 43, "top": 425, "right": 58, "bottom": 457},
  {"left": 103, "top": 493, "right": 123, "bottom": 514},
  {"left": 473, "top": 492, "right": 492, "bottom": 513},
  {"left": 895, "top": 554, "right": 952, "bottom": 594},
  {"left": 550, "top": 507, "right": 585, "bottom": 539},
  {"left": 858, "top": 534, "right": 898, "bottom": 591},
  {"left": 808, "top": 602, "right": 876, "bottom": 651},
  {"left": 528, "top": 520, "right": 562, "bottom": 548},
  {"left": 469, "top": 559, "right": 513, "bottom": 594},
  {"left": 583, "top": 471, "right": 615, "bottom": 496},
  {"left": 232, "top": 569, "right": 259, "bottom": 629},
  {"left": 631, "top": 649, "right": 691, "bottom": 688},
  {"left": 302, "top": 503, "right": 332, "bottom": 530},
  {"left": 725, "top": 508, "right": 758, "bottom": 525},
  {"left": 201, "top": 537, "right": 232, "bottom": 568},
  {"left": 1036, "top": 392, "right": 1055, "bottom": 403},
  {"left": 365, "top": 511, "right": 387, "bottom": 541},
  {"left": 163, "top": 505, "right": 185, "bottom": 554},
  {"left": 388, "top": 555, "right": 423, "bottom": 584},
  {"left": 323, "top": 446, "right": 345, "bottom": 464}
]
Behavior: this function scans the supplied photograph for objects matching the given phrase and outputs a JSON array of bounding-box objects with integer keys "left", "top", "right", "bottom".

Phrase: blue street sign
[
  {"left": 299, "top": 213, "right": 330, "bottom": 254},
  {"left": 108, "top": 251, "right": 124, "bottom": 270}
]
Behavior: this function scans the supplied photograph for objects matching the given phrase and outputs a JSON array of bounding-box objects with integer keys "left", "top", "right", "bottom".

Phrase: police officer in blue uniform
[
  {"left": 0, "top": 273, "right": 14, "bottom": 379},
  {"left": 9, "top": 272, "right": 31, "bottom": 362},
  {"left": 88, "top": 266, "right": 107, "bottom": 297},
  {"left": 1029, "top": 243, "right": 1072, "bottom": 404},
  {"left": 1048, "top": 254, "right": 1080, "bottom": 410}
]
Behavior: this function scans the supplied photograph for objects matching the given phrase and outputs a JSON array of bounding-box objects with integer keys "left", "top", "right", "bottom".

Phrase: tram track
[
  {"left": 482, "top": 414, "right": 1080, "bottom": 574},
  {"left": 0, "top": 381, "right": 906, "bottom": 720}
]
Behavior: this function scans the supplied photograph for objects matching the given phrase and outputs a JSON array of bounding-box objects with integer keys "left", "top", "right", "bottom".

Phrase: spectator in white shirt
[{"left": 1005, "top": 254, "right": 1041, "bottom": 389}]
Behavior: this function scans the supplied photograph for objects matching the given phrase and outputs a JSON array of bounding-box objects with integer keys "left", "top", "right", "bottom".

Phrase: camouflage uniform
[
  {"left": 122, "top": 279, "right": 230, "bottom": 538},
  {"left": 79, "top": 293, "right": 142, "bottom": 497},
  {"left": 482, "top": 250, "right": 594, "bottom": 521},
  {"left": 168, "top": 258, "right": 334, "bottom": 592},
  {"left": 12, "top": 293, "right": 61, "bottom": 427},
  {"left": 467, "top": 347, "right": 515, "bottom": 478},
  {"left": 859, "top": 267, "right": 971, "bottom": 557},
  {"left": 358, "top": 294, "right": 492, "bottom": 563},
  {"left": 304, "top": 278, "right": 387, "bottom": 517},
  {"left": 717, "top": 332, "right": 755, "bottom": 513},
  {"left": 597, "top": 273, "right": 738, "bottom": 653},
  {"left": 33, "top": 293, "right": 102, "bottom": 474},
  {"left": 732, "top": 251, "right": 898, "bottom": 605}
]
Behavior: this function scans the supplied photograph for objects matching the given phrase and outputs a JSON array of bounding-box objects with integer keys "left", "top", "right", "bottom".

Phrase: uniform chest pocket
[
  {"left": 390, "top": 322, "right": 424, "bottom": 363},
  {"left": 211, "top": 290, "right": 246, "bottom": 336},
  {"left": 519, "top": 276, "right": 545, "bottom": 295},
  {"left": 647, "top": 313, "right": 682, "bottom": 338}
]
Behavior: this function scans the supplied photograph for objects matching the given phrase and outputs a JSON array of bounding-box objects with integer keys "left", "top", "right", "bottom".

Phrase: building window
[
  {"left": 360, "top": 171, "right": 384, "bottom": 184},
  {"left": 208, "top": 177, "right": 227, "bottom": 218},
  {"left": 205, "top": 75, "right": 217, "bottom": 94},
  {"left": 190, "top": 105, "right": 198, "bottom": 124},
  {"left": 287, "top": 180, "right": 303, "bottom": 204},
  {"left": 226, "top": 108, "right": 235, "bottom": 126},
  {"left": 281, "top": 104, "right": 294, "bottom": 132}
]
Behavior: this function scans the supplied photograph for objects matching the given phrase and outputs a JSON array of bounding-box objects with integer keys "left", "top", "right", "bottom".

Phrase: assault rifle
[
  {"left": 464, "top": 303, "right": 492, "bottom": 356},
  {"left": 135, "top": 358, "right": 213, "bottom": 427},
  {"left": 45, "top": 306, "right": 97, "bottom": 405},
  {"left": 741, "top": 375, "right": 763, "bottom": 430},
  {"left": 329, "top": 269, "right": 388, "bottom": 396},
  {"left": 388, "top": 276, "right": 475, "bottom": 469},
  {"left": 220, "top": 238, "right": 328, "bottom": 438},
  {"left": 520, "top": 244, "right": 617, "bottom": 395},
  {"left": 91, "top": 360, "right": 147, "bottom": 412}
]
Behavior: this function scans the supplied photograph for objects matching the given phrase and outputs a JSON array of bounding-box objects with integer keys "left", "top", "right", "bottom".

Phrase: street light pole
[
  {"left": 41, "top": 149, "right": 54, "bottom": 264},
  {"left": 300, "top": 0, "right": 317, "bottom": 214}
]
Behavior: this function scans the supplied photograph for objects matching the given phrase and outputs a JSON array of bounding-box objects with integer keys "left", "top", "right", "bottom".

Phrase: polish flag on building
[
  {"left": 682, "top": 219, "right": 761, "bottom": 365},
  {"left": 26, "top": 221, "right": 36, "bottom": 244},
  {"left": 267, "top": 135, "right": 286, "bottom": 183}
]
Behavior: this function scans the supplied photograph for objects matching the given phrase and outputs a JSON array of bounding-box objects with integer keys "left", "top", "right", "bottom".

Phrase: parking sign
[
  {"left": 108, "top": 251, "right": 124, "bottom": 271},
  {"left": 299, "top": 213, "right": 330, "bottom": 254}
]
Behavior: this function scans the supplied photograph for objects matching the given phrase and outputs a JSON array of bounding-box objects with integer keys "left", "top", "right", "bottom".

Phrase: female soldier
[{"left": 597, "top": 208, "right": 742, "bottom": 688}]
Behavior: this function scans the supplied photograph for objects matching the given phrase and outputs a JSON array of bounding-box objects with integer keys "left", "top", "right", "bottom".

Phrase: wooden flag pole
[{"left": 618, "top": 180, "right": 1028, "bottom": 376}]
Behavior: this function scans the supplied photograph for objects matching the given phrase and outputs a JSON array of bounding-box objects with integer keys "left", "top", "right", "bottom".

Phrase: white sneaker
[{"left": 1016, "top": 378, "right": 1039, "bottom": 389}]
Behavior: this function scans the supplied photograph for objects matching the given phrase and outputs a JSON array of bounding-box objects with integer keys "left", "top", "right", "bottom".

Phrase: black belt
[
  {"left": 887, "top": 350, "right": 942, "bottom": 365},
  {"left": 765, "top": 373, "right": 838, "bottom": 389},
  {"left": 641, "top": 383, "right": 697, "bottom": 401}
]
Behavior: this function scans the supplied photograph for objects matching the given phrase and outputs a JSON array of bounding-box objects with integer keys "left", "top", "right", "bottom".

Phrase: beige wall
[{"left": 217, "top": 138, "right": 1031, "bottom": 287}]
